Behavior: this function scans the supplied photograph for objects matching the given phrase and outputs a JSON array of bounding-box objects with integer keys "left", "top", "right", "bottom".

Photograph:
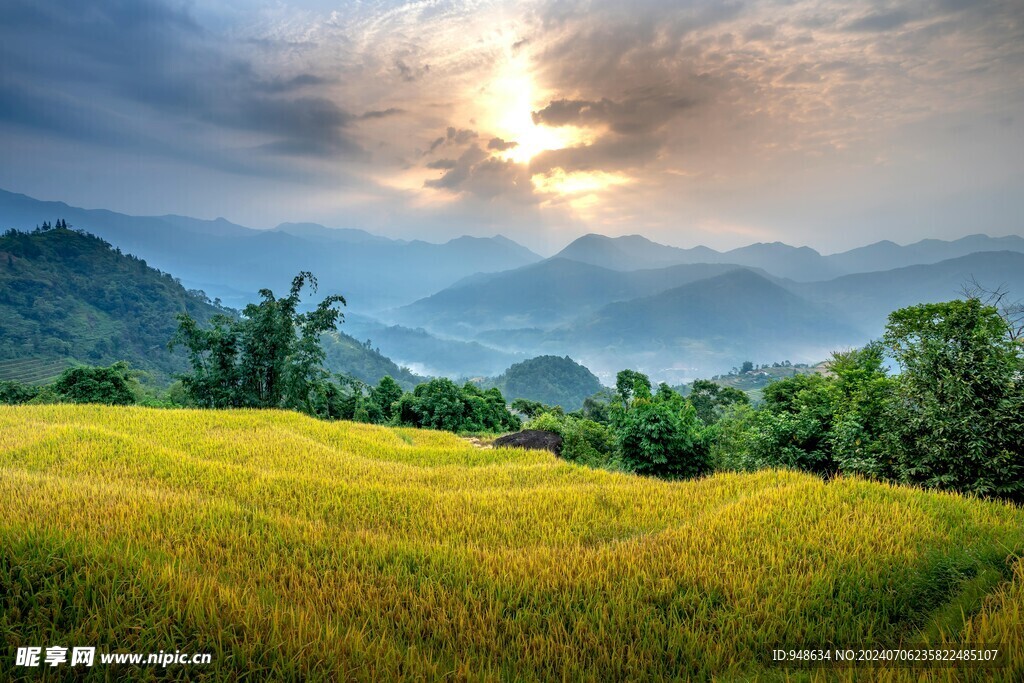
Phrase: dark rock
[{"left": 493, "top": 429, "right": 563, "bottom": 455}]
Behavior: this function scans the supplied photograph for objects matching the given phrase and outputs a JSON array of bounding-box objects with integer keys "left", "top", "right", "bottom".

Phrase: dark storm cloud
[
  {"left": 446, "top": 127, "right": 478, "bottom": 144},
  {"left": 424, "top": 146, "right": 489, "bottom": 190},
  {"left": 532, "top": 95, "right": 697, "bottom": 135},
  {"left": 426, "top": 158, "right": 458, "bottom": 169},
  {"left": 423, "top": 126, "right": 478, "bottom": 156},
  {"left": 0, "top": 0, "right": 367, "bottom": 171},
  {"left": 529, "top": 135, "right": 663, "bottom": 175}
]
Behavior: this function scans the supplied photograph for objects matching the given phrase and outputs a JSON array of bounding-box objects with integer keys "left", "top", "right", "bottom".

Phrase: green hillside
[
  {"left": 320, "top": 332, "right": 423, "bottom": 390},
  {"left": 0, "top": 226, "right": 423, "bottom": 388},
  {"left": 0, "top": 226, "right": 226, "bottom": 382},
  {"left": 1, "top": 405, "right": 1021, "bottom": 681}
]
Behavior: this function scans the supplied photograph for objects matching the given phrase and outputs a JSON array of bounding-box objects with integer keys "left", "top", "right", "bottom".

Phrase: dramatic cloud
[{"left": 1, "top": 0, "right": 1022, "bottom": 252}]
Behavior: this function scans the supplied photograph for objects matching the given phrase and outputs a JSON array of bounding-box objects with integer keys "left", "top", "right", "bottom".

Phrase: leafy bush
[
  {"left": 708, "top": 404, "right": 758, "bottom": 472},
  {"left": 607, "top": 374, "right": 711, "bottom": 479},
  {"left": 616, "top": 399, "right": 711, "bottom": 479},
  {"left": 526, "top": 412, "right": 620, "bottom": 469},
  {"left": 49, "top": 362, "right": 138, "bottom": 405},
  {"left": 0, "top": 380, "right": 40, "bottom": 405}
]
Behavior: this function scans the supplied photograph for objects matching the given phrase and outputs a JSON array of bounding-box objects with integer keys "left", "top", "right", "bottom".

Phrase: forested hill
[
  {"left": 0, "top": 226, "right": 423, "bottom": 387},
  {"left": 0, "top": 226, "right": 226, "bottom": 381},
  {"left": 481, "top": 355, "right": 604, "bottom": 411}
]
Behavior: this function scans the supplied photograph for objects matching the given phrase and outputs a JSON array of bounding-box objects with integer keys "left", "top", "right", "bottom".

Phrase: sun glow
[
  {"left": 483, "top": 58, "right": 588, "bottom": 165},
  {"left": 531, "top": 168, "right": 632, "bottom": 196}
]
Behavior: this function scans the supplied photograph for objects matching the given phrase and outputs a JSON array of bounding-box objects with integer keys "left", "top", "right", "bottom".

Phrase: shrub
[
  {"left": 0, "top": 380, "right": 40, "bottom": 405},
  {"left": 50, "top": 362, "right": 138, "bottom": 405},
  {"left": 527, "top": 412, "right": 620, "bottom": 469},
  {"left": 616, "top": 399, "right": 710, "bottom": 479}
]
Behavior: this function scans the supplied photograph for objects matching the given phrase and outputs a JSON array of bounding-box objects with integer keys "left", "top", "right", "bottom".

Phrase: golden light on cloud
[
  {"left": 483, "top": 54, "right": 588, "bottom": 164},
  {"left": 531, "top": 168, "right": 633, "bottom": 196}
]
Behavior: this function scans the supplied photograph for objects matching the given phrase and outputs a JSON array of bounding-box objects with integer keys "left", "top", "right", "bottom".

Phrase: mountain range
[
  {"left": 553, "top": 232, "right": 1024, "bottom": 282},
  {"left": 393, "top": 242, "right": 1024, "bottom": 381},
  {"left": 0, "top": 189, "right": 541, "bottom": 311},
  {"left": 4, "top": 187, "right": 1024, "bottom": 383}
]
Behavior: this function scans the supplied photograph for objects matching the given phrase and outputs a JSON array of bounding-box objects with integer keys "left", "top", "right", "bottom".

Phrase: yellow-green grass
[{"left": 0, "top": 405, "right": 1021, "bottom": 681}]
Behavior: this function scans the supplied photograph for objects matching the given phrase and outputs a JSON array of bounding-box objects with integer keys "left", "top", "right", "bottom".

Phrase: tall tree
[
  {"left": 884, "top": 299, "right": 1024, "bottom": 501},
  {"left": 170, "top": 272, "right": 345, "bottom": 414}
]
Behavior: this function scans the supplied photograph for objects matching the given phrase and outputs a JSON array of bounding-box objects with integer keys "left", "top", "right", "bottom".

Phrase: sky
[{"left": 1, "top": 0, "right": 1022, "bottom": 255}]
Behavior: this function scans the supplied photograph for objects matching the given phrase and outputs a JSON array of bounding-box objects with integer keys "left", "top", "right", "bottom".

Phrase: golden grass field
[{"left": 1, "top": 404, "right": 1022, "bottom": 681}]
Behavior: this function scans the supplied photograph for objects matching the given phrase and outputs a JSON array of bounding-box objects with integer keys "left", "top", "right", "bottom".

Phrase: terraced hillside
[
  {"left": 1, "top": 405, "right": 1021, "bottom": 681},
  {"left": 0, "top": 358, "right": 75, "bottom": 385}
]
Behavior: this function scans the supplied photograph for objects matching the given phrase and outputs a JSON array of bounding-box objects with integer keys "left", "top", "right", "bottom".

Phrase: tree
[
  {"left": 511, "top": 397, "right": 561, "bottom": 419},
  {"left": 370, "top": 376, "right": 404, "bottom": 422},
  {"left": 392, "top": 378, "right": 520, "bottom": 433},
  {"left": 170, "top": 272, "right": 346, "bottom": 416},
  {"left": 827, "top": 343, "right": 897, "bottom": 480},
  {"left": 617, "top": 397, "right": 710, "bottom": 479},
  {"left": 688, "top": 379, "right": 749, "bottom": 425},
  {"left": 614, "top": 380, "right": 710, "bottom": 479},
  {"left": 746, "top": 373, "right": 837, "bottom": 476},
  {"left": 614, "top": 369, "right": 652, "bottom": 405},
  {"left": 0, "top": 380, "right": 41, "bottom": 405},
  {"left": 578, "top": 389, "right": 615, "bottom": 424},
  {"left": 884, "top": 299, "right": 1024, "bottom": 501}
]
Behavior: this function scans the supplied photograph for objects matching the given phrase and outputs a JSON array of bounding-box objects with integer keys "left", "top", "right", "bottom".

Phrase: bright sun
[
  {"left": 485, "top": 60, "right": 583, "bottom": 165},
  {"left": 471, "top": 54, "right": 631, "bottom": 201}
]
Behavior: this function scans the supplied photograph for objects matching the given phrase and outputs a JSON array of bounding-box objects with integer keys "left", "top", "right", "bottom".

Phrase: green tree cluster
[
  {"left": 0, "top": 362, "right": 139, "bottom": 406},
  {"left": 393, "top": 378, "right": 521, "bottom": 433},
  {"left": 714, "top": 300, "right": 1023, "bottom": 502},
  {"left": 610, "top": 377, "right": 712, "bottom": 479}
]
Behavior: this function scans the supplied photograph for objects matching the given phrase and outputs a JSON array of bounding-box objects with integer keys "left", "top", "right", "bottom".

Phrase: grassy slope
[{"left": 0, "top": 405, "right": 1021, "bottom": 681}]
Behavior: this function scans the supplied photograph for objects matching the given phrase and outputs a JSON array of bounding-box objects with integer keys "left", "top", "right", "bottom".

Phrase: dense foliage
[
  {"left": 393, "top": 378, "right": 521, "bottom": 433},
  {"left": 0, "top": 362, "right": 140, "bottom": 406},
  {"left": 609, "top": 377, "right": 712, "bottom": 479},
  {"left": 885, "top": 300, "right": 1024, "bottom": 500},
  {"left": 687, "top": 379, "right": 749, "bottom": 425}
]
